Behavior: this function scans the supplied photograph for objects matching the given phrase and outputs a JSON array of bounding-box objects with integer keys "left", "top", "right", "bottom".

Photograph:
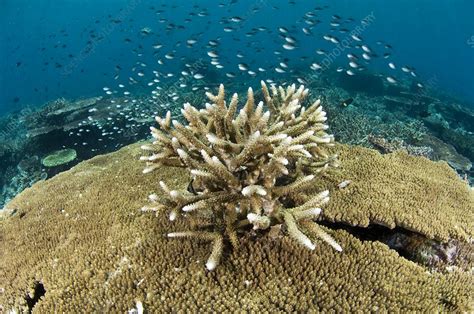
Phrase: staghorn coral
[
  {"left": 1, "top": 143, "right": 473, "bottom": 312},
  {"left": 140, "top": 82, "right": 340, "bottom": 270}
]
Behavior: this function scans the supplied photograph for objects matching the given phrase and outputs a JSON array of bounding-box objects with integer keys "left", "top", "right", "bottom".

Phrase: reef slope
[{"left": 1, "top": 142, "right": 472, "bottom": 312}]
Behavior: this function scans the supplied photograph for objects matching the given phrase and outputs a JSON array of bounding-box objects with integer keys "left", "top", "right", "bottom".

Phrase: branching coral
[{"left": 141, "top": 81, "right": 341, "bottom": 270}]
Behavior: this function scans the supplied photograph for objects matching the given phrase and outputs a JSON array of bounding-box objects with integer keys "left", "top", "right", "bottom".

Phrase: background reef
[{"left": 1, "top": 142, "right": 472, "bottom": 312}]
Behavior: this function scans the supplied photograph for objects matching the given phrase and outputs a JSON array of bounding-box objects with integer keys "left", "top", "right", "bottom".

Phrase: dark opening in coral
[
  {"left": 320, "top": 222, "right": 401, "bottom": 242},
  {"left": 320, "top": 221, "right": 470, "bottom": 270},
  {"left": 25, "top": 281, "right": 46, "bottom": 312}
]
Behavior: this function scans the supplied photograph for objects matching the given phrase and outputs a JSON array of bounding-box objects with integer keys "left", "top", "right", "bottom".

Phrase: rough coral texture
[
  {"left": 314, "top": 144, "right": 474, "bottom": 242},
  {"left": 368, "top": 135, "right": 434, "bottom": 159},
  {"left": 141, "top": 82, "right": 340, "bottom": 269},
  {"left": 1, "top": 142, "right": 473, "bottom": 312}
]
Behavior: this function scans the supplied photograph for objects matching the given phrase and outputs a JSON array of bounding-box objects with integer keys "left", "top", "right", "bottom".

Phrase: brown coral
[
  {"left": 140, "top": 82, "right": 340, "bottom": 269},
  {"left": 1, "top": 143, "right": 473, "bottom": 312},
  {"left": 313, "top": 144, "right": 474, "bottom": 241}
]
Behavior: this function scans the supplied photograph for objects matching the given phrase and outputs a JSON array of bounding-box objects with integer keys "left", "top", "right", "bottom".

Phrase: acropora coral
[
  {"left": 141, "top": 81, "right": 341, "bottom": 270},
  {"left": 314, "top": 144, "right": 474, "bottom": 242},
  {"left": 2, "top": 142, "right": 473, "bottom": 312}
]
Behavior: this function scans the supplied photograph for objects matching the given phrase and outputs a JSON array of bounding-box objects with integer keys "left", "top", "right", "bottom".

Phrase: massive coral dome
[{"left": 141, "top": 81, "right": 341, "bottom": 270}]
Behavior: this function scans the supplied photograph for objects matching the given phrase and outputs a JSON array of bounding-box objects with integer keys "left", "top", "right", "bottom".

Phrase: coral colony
[{"left": 141, "top": 81, "right": 341, "bottom": 270}]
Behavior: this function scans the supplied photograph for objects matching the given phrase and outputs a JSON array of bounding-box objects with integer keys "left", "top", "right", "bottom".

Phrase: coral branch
[{"left": 142, "top": 81, "right": 340, "bottom": 270}]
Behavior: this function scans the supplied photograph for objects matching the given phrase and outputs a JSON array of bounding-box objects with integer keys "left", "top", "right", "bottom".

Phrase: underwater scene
[{"left": 1, "top": 0, "right": 473, "bottom": 312}]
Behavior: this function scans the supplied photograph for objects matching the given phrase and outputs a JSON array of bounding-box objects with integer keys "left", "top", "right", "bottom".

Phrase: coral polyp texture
[
  {"left": 141, "top": 81, "right": 340, "bottom": 270},
  {"left": 2, "top": 143, "right": 473, "bottom": 312}
]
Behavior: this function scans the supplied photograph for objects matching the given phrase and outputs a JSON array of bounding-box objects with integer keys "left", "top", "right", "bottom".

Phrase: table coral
[
  {"left": 41, "top": 148, "right": 77, "bottom": 168},
  {"left": 1, "top": 143, "right": 472, "bottom": 312},
  {"left": 314, "top": 144, "right": 474, "bottom": 241}
]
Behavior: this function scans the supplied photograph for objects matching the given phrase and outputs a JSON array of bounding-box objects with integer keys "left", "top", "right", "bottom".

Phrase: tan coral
[
  {"left": 312, "top": 144, "right": 474, "bottom": 241},
  {"left": 0, "top": 143, "right": 472, "bottom": 311},
  {"left": 141, "top": 82, "right": 340, "bottom": 269}
]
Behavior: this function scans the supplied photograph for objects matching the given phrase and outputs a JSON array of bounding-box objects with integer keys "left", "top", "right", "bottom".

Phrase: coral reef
[
  {"left": 0, "top": 109, "right": 30, "bottom": 156},
  {"left": 384, "top": 232, "right": 474, "bottom": 272},
  {"left": 322, "top": 89, "right": 428, "bottom": 147},
  {"left": 0, "top": 156, "right": 46, "bottom": 209},
  {"left": 1, "top": 142, "right": 472, "bottom": 312},
  {"left": 423, "top": 103, "right": 474, "bottom": 163},
  {"left": 368, "top": 135, "right": 434, "bottom": 159},
  {"left": 419, "top": 134, "right": 472, "bottom": 171},
  {"left": 313, "top": 144, "right": 473, "bottom": 241},
  {"left": 2, "top": 68, "right": 472, "bottom": 210},
  {"left": 141, "top": 82, "right": 340, "bottom": 270},
  {"left": 0, "top": 95, "right": 162, "bottom": 208},
  {"left": 317, "top": 79, "right": 473, "bottom": 184},
  {"left": 24, "top": 97, "right": 101, "bottom": 138},
  {"left": 41, "top": 149, "right": 77, "bottom": 168}
]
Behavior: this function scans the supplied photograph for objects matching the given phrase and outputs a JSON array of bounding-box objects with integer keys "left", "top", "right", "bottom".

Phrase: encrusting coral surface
[
  {"left": 141, "top": 82, "right": 341, "bottom": 270},
  {"left": 315, "top": 144, "right": 474, "bottom": 242},
  {"left": 1, "top": 142, "right": 473, "bottom": 312}
]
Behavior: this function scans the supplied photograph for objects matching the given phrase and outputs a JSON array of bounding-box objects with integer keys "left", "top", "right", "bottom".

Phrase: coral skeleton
[{"left": 142, "top": 81, "right": 341, "bottom": 270}]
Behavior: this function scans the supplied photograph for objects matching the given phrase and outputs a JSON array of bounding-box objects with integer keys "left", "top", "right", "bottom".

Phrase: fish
[
  {"left": 230, "top": 16, "right": 243, "bottom": 23},
  {"left": 238, "top": 63, "right": 248, "bottom": 71},
  {"left": 386, "top": 76, "right": 398, "bottom": 84},
  {"left": 361, "top": 45, "right": 372, "bottom": 53},
  {"left": 340, "top": 98, "right": 354, "bottom": 107},
  {"left": 349, "top": 61, "right": 359, "bottom": 68},
  {"left": 347, "top": 53, "right": 358, "bottom": 60},
  {"left": 140, "top": 27, "right": 152, "bottom": 35},
  {"left": 13, "top": 0, "right": 436, "bottom": 122},
  {"left": 283, "top": 43, "right": 296, "bottom": 50},
  {"left": 285, "top": 36, "right": 297, "bottom": 44}
]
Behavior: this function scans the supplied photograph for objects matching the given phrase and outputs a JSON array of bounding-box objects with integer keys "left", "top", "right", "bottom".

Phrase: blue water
[{"left": 1, "top": 0, "right": 473, "bottom": 116}]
